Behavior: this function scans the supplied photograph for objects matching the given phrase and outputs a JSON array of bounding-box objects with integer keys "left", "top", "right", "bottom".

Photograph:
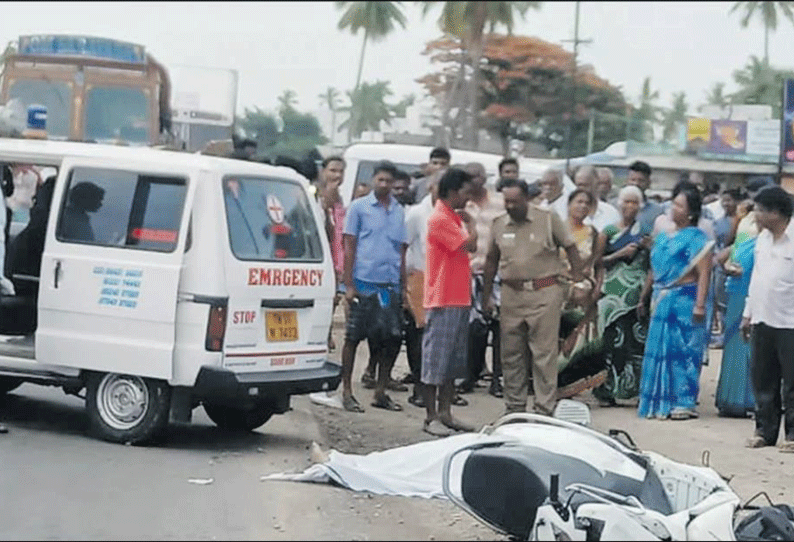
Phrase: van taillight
[{"left": 205, "top": 304, "right": 227, "bottom": 352}]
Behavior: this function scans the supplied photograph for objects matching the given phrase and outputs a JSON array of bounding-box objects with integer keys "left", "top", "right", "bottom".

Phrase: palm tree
[
  {"left": 318, "top": 86, "right": 341, "bottom": 139},
  {"left": 337, "top": 81, "right": 395, "bottom": 140},
  {"left": 336, "top": 1, "right": 407, "bottom": 92},
  {"left": 730, "top": 1, "right": 794, "bottom": 64},
  {"left": 421, "top": 1, "right": 541, "bottom": 150},
  {"left": 662, "top": 92, "right": 688, "bottom": 142},
  {"left": 730, "top": 54, "right": 794, "bottom": 117},
  {"left": 336, "top": 1, "right": 407, "bottom": 142},
  {"left": 704, "top": 82, "right": 729, "bottom": 107},
  {"left": 277, "top": 89, "right": 298, "bottom": 117}
]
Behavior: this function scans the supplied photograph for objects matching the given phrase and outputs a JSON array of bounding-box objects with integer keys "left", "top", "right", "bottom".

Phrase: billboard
[
  {"left": 708, "top": 120, "right": 747, "bottom": 154},
  {"left": 783, "top": 79, "right": 794, "bottom": 163}
]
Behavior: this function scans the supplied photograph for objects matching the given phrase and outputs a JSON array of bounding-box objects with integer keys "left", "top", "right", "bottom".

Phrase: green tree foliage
[
  {"left": 661, "top": 92, "right": 688, "bottom": 142},
  {"left": 704, "top": 82, "right": 729, "bottom": 107},
  {"left": 420, "top": 1, "right": 541, "bottom": 150},
  {"left": 731, "top": 55, "right": 794, "bottom": 117},
  {"left": 338, "top": 80, "right": 398, "bottom": 140},
  {"left": 237, "top": 100, "right": 327, "bottom": 162},
  {"left": 730, "top": 1, "right": 794, "bottom": 64},
  {"left": 418, "top": 33, "right": 628, "bottom": 157}
]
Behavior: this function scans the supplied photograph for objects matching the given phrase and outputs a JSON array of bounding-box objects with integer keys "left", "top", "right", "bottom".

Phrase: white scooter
[{"left": 441, "top": 412, "right": 793, "bottom": 541}]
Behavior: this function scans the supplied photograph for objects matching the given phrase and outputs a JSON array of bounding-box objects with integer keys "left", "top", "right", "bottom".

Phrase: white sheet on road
[{"left": 261, "top": 423, "right": 647, "bottom": 499}]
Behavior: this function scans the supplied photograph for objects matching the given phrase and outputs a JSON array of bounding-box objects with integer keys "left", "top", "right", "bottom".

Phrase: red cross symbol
[{"left": 266, "top": 194, "right": 284, "bottom": 224}]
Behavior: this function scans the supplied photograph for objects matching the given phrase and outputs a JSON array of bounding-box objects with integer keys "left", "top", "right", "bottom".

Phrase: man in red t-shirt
[{"left": 422, "top": 168, "right": 478, "bottom": 437}]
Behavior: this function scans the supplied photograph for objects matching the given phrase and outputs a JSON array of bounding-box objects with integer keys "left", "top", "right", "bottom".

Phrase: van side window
[{"left": 55, "top": 167, "right": 187, "bottom": 253}]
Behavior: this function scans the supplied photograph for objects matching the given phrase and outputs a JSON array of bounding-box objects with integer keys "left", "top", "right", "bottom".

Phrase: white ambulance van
[{"left": 0, "top": 138, "right": 340, "bottom": 444}]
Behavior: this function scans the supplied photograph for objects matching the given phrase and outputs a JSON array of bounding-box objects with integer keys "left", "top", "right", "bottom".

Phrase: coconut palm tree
[
  {"left": 336, "top": 1, "right": 407, "bottom": 92},
  {"left": 704, "top": 82, "right": 729, "bottom": 107},
  {"left": 336, "top": 1, "right": 407, "bottom": 142},
  {"left": 730, "top": 54, "right": 794, "bottom": 117},
  {"left": 277, "top": 89, "right": 298, "bottom": 117},
  {"left": 420, "top": 1, "right": 541, "bottom": 150},
  {"left": 318, "top": 86, "right": 341, "bottom": 139},
  {"left": 337, "top": 81, "right": 395, "bottom": 140},
  {"left": 730, "top": 1, "right": 794, "bottom": 65},
  {"left": 662, "top": 92, "right": 688, "bottom": 142}
]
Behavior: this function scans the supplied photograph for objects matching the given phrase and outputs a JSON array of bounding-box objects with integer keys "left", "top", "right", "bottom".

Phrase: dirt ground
[{"left": 307, "top": 311, "right": 794, "bottom": 538}]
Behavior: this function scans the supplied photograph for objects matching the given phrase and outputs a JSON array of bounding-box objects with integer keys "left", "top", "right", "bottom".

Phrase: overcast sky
[{"left": 2, "top": 2, "right": 789, "bottom": 116}]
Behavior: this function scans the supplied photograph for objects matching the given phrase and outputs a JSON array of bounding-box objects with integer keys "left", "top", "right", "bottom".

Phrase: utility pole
[{"left": 562, "top": 1, "right": 591, "bottom": 170}]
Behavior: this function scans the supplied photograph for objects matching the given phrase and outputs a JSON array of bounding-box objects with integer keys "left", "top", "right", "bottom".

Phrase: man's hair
[
  {"left": 628, "top": 160, "right": 652, "bottom": 177},
  {"left": 372, "top": 160, "right": 398, "bottom": 179},
  {"left": 393, "top": 169, "right": 411, "bottom": 183},
  {"left": 438, "top": 167, "right": 473, "bottom": 198},
  {"left": 498, "top": 157, "right": 519, "bottom": 172},
  {"left": 596, "top": 167, "right": 614, "bottom": 183},
  {"left": 755, "top": 186, "right": 794, "bottom": 219},
  {"left": 498, "top": 177, "right": 530, "bottom": 198},
  {"left": 321, "top": 155, "right": 345, "bottom": 169},
  {"left": 429, "top": 147, "right": 451, "bottom": 162},
  {"left": 722, "top": 188, "right": 743, "bottom": 201}
]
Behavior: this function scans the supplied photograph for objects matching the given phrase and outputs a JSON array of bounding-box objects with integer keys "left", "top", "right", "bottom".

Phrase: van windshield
[{"left": 223, "top": 177, "right": 322, "bottom": 262}]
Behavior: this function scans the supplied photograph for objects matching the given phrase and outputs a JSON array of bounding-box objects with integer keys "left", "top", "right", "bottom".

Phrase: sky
[{"left": 1, "top": 2, "right": 790, "bottom": 117}]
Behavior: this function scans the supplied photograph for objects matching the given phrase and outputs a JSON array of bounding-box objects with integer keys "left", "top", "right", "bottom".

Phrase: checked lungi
[{"left": 421, "top": 306, "right": 469, "bottom": 386}]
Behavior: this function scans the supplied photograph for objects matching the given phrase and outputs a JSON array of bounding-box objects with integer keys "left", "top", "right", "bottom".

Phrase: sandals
[
  {"left": 779, "top": 440, "right": 794, "bottom": 453},
  {"left": 407, "top": 394, "right": 425, "bottom": 408},
  {"left": 361, "top": 372, "right": 376, "bottom": 389},
  {"left": 386, "top": 379, "right": 408, "bottom": 392},
  {"left": 670, "top": 409, "right": 698, "bottom": 420},
  {"left": 342, "top": 395, "right": 365, "bottom": 413},
  {"left": 423, "top": 419, "right": 453, "bottom": 437},
  {"left": 371, "top": 395, "right": 403, "bottom": 412},
  {"left": 452, "top": 395, "right": 469, "bottom": 407},
  {"left": 746, "top": 436, "right": 768, "bottom": 448},
  {"left": 440, "top": 416, "right": 475, "bottom": 433}
]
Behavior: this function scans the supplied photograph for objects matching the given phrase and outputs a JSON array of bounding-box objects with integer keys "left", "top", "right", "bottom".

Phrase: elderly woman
[
  {"left": 637, "top": 184, "right": 713, "bottom": 420},
  {"left": 556, "top": 189, "right": 603, "bottom": 398},
  {"left": 591, "top": 185, "right": 650, "bottom": 405}
]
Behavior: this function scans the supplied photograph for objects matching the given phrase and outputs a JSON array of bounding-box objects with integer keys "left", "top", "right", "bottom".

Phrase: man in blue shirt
[
  {"left": 341, "top": 161, "right": 408, "bottom": 413},
  {"left": 626, "top": 160, "right": 664, "bottom": 238}
]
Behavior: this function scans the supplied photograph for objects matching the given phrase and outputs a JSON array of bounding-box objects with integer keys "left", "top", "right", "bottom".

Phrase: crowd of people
[{"left": 314, "top": 146, "right": 794, "bottom": 450}]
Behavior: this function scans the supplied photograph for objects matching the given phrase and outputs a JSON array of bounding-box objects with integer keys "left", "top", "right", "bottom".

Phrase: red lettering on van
[{"left": 246, "top": 268, "right": 324, "bottom": 286}]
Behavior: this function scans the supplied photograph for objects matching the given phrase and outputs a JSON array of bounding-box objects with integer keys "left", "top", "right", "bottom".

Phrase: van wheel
[
  {"left": 86, "top": 373, "right": 171, "bottom": 444},
  {"left": 203, "top": 402, "right": 274, "bottom": 432},
  {"left": 0, "top": 376, "right": 22, "bottom": 394}
]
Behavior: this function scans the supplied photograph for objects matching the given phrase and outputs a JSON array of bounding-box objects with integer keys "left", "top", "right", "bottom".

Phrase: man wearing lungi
[
  {"left": 422, "top": 168, "right": 478, "bottom": 437},
  {"left": 482, "top": 178, "right": 584, "bottom": 416}
]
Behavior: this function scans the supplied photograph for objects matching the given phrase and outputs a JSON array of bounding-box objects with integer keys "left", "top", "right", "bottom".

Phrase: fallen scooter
[{"left": 442, "top": 413, "right": 794, "bottom": 541}]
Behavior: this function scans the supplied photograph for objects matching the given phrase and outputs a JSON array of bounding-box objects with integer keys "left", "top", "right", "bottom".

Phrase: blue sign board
[{"left": 17, "top": 35, "right": 145, "bottom": 64}]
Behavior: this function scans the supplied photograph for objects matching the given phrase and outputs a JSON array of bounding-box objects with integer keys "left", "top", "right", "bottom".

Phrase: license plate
[{"left": 265, "top": 310, "right": 298, "bottom": 342}]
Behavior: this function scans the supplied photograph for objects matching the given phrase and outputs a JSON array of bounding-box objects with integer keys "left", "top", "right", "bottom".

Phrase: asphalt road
[{"left": 0, "top": 384, "right": 489, "bottom": 541}]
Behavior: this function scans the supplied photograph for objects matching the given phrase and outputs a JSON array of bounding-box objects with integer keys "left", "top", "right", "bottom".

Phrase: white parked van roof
[{"left": 0, "top": 137, "right": 310, "bottom": 185}]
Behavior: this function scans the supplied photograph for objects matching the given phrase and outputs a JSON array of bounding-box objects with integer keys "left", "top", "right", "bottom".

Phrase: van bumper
[{"left": 192, "top": 362, "right": 341, "bottom": 405}]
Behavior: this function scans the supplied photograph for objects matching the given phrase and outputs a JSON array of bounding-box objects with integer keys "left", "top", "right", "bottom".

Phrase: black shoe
[
  {"left": 407, "top": 394, "right": 425, "bottom": 408},
  {"left": 489, "top": 383, "right": 504, "bottom": 398},
  {"left": 452, "top": 394, "right": 469, "bottom": 407},
  {"left": 456, "top": 381, "right": 475, "bottom": 394},
  {"left": 401, "top": 373, "right": 416, "bottom": 385}
]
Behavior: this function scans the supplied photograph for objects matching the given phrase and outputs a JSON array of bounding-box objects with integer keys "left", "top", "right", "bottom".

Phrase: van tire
[
  {"left": 86, "top": 372, "right": 171, "bottom": 445},
  {"left": 0, "top": 376, "right": 22, "bottom": 394},
  {"left": 203, "top": 402, "right": 274, "bottom": 432}
]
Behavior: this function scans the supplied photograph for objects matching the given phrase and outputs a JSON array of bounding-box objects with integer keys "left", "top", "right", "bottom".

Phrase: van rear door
[
  {"left": 37, "top": 157, "right": 197, "bottom": 379},
  {"left": 220, "top": 175, "right": 333, "bottom": 373}
]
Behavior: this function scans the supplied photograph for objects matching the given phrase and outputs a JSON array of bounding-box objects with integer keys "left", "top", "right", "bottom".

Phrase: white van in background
[
  {"left": 340, "top": 143, "right": 573, "bottom": 207},
  {"left": 0, "top": 138, "right": 340, "bottom": 444}
]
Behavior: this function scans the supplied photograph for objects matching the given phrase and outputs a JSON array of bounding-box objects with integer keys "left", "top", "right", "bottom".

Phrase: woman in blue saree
[
  {"left": 714, "top": 206, "right": 758, "bottom": 416},
  {"left": 638, "top": 185, "right": 714, "bottom": 420}
]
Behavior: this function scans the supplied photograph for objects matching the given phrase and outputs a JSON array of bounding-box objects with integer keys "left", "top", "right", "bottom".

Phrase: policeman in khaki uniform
[{"left": 483, "top": 178, "right": 584, "bottom": 415}]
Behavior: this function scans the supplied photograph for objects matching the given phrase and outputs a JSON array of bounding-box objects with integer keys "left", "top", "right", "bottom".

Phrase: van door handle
[{"left": 54, "top": 260, "right": 61, "bottom": 289}]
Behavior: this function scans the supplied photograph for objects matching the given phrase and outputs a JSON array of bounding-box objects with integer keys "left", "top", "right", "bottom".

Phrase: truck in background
[{"left": 0, "top": 34, "right": 172, "bottom": 145}]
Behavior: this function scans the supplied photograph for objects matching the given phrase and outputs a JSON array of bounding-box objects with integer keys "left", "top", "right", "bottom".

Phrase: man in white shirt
[
  {"left": 574, "top": 165, "right": 620, "bottom": 232},
  {"left": 741, "top": 186, "right": 794, "bottom": 452},
  {"left": 402, "top": 170, "right": 442, "bottom": 407},
  {"left": 538, "top": 168, "right": 572, "bottom": 222}
]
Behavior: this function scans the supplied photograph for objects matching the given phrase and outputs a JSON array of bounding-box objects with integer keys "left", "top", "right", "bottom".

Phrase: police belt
[{"left": 502, "top": 275, "right": 559, "bottom": 291}]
